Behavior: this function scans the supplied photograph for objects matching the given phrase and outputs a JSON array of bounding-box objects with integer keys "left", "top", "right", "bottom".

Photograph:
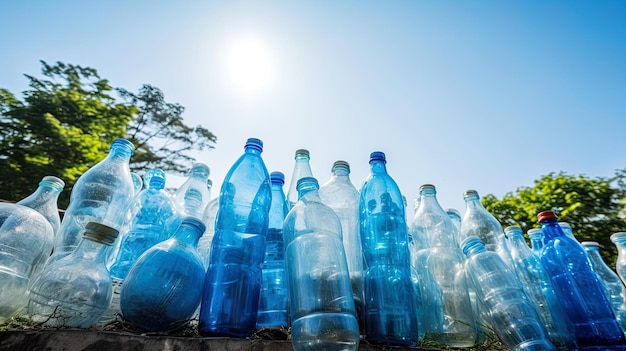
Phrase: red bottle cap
[{"left": 537, "top": 211, "right": 557, "bottom": 222}]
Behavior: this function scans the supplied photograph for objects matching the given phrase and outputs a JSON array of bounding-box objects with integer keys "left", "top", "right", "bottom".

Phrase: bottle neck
[
  {"left": 369, "top": 160, "right": 387, "bottom": 174},
  {"left": 173, "top": 226, "right": 203, "bottom": 248},
  {"left": 539, "top": 218, "right": 565, "bottom": 241},
  {"left": 70, "top": 236, "right": 110, "bottom": 263}
]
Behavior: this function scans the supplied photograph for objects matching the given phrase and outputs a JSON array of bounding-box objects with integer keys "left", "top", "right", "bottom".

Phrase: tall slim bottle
[
  {"left": 199, "top": 138, "right": 272, "bottom": 337},
  {"left": 361, "top": 152, "right": 419, "bottom": 346},
  {"left": 538, "top": 211, "right": 626, "bottom": 350},
  {"left": 528, "top": 228, "right": 545, "bottom": 256},
  {"left": 256, "top": 171, "right": 289, "bottom": 329},
  {"left": 319, "top": 160, "right": 365, "bottom": 330},
  {"left": 49, "top": 138, "right": 135, "bottom": 264},
  {"left": 283, "top": 176, "right": 360, "bottom": 351},
  {"left": 16, "top": 176, "right": 65, "bottom": 237},
  {"left": 286, "top": 149, "right": 313, "bottom": 209}
]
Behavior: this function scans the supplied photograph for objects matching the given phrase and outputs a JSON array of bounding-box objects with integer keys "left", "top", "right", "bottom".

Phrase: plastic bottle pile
[{"left": 3, "top": 137, "right": 626, "bottom": 351}]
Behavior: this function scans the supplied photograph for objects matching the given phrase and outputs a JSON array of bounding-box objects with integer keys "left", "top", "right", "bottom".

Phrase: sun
[{"left": 220, "top": 34, "right": 276, "bottom": 97}]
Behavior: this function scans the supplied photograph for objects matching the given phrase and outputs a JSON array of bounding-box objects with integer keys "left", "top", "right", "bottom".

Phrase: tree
[
  {"left": 482, "top": 171, "right": 626, "bottom": 266},
  {"left": 0, "top": 61, "right": 217, "bottom": 209}
]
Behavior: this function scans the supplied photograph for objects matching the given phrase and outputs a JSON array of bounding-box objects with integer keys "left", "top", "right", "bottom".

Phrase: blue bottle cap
[
  {"left": 369, "top": 151, "right": 386, "bottom": 163},
  {"left": 270, "top": 171, "right": 285, "bottom": 184},
  {"left": 245, "top": 138, "right": 263, "bottom": 152}
]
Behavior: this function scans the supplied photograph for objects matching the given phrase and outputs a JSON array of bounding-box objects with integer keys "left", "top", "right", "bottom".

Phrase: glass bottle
[
  {"left": 27, "top": 222, "right": 119, "bottom": 327},
  {"left": 360, "top": 152, "right": 419, "bottom": 346},
  {"left": 256, "top": 171, "right": 289, "bottom": 329},
  {"left": 504, "top": 226, "right": 578, "bottom": 350},
  {"left": 16, "top": 176, "right": 65, "bottom": 236},
  {"left": 199, "top": 138, "right": 272, "bottom": 337},
  {"left": 538, "top": 211, "right": 626, "bottom": 350},
  {"left": 286, "top": 149, "right": 313, "bottom": 209},
  {"left": 0, "top": 203, "right": 55, "bottom": 322},
  {"left": 49, "top": 138, "right": 135, "bottom": 264},
  {"left": 410, "top": 184, "right": 476, "bottom": 347},
  {"left": 612, "top": 232, "right": 626, "bottom": 288},
  {"left": 283, "top": 176, "right": 360, "bottom": 351},
  {"left": 120, "top": 217, "right": 206, "bottom": 331},
  {"left": 462, "top": 236, "right": 557, "bottom": 351},
  {"left": 319, "top": 160, "right": 365, "bottom": 330},
  {"left": 581, "top": 241, "right": 626, "bottom": 335},
  {"left": 528, "top": 228, "right": 545, "bottom": 256}
]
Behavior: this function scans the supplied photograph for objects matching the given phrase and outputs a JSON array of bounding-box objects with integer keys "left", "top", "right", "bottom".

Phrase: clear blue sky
[{"left": 1, "top": 1, "right": 625, "bottom": 214}]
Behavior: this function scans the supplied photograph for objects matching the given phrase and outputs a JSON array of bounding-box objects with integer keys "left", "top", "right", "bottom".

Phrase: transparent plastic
[
  {"left": 16, "top": 176, "right": 65, "bottom": 236},
  {"left": 612, "top": 232, "right": 626, "bottom": 288},
  {"left": 462, "top": 236, "right": 557, "bottom": 351},
  {"left": 286, "top": 149, "right": 313, "bottom": 209},
  {"left": 171, "top": 163, "right": 211, "bottom": 220},
  {"left": 0, "top": 203, "right": 55, "bottom": 321},
  {"left": 198, "top": 196, "right": 219, "bottom": 269},
  {"left": 49, "top": 138, "right": 135, "bottom": 263},
  {"left": 319, "top": 160, "right": 365, "bottom": 330},
  {"left": 256, "top": 171, "right": 289, "bottom": 329},
  {"left": 528, "top": 228, "right": 545, "bottom": 256},
  {"left": 199, "top": 138, "right": 272, "bottom": 337},
  {"left": 120, "top": 217, "right": 206, "bottom": 331},
  {"left": 538, "top": 211, "right": 626, "bottom": 350},
  {"left": 283, "top": 176, "right": 360, "bottom": 351}
]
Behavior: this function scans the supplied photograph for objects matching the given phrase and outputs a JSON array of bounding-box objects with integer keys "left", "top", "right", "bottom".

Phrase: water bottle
[
  {"left": 538, "top": 210, "right": 626, "bottom": 350},
  {"left": 283, "top": 176, "right": 360, "bottom": 351},
  {"left": 171, "top": 163, "right": 211, "bottom": 220},
  {"left": 286, "top": 149, "right": 313, "bottom": 209},
  {"left": 198, "top": 196, "right": 219, "bottom": 269},
  {"left": 446, "top": 208, "right": 462, "bottom": 239},
  {"left": 256, "top": 171, "right": 289, "bottom": 329},
  {"left": 0, "top": 203, "right": 55, "bottom": 322},
  {"left": 199, "top": 138, "right": 272, "bottom": 337},
  {"left": 49, "top": 138, "right": 135, "bottom": 264},
  {"left": 528, "top": 228, "right": 545, "bottom": 256},
  {"left": 612, "top": 232, "right": 626, "bottom": 287},
  {"left": 27, "top": 222, "right": 119, "bottom": 327},
  {"left": 504, "top": 226, "right": 578, "bottom": 350},
  {"left": 16, "top": 176, "right": 65, "bottom": 236},
  {"left": 120, "top": 217, "right": 206, "bottom": 331},
  {"left": 319, "top": 160, "right": 365, "bottom": 330},
  {"left": 582, "top": 241, "right": 626, "bottom": 335},
  {"left": 411, "top": 184, "right": 476, "bottom": 347},
  {"left": 462, "top": 236, "right": 557, "bottom": 351},
  {"left": 360, "top": 152, "right": 419, "bottom": 346}
]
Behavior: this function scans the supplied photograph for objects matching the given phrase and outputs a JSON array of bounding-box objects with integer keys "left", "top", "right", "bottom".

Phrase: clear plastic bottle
[
  {"left": 49, "top": 138, "right": 135, "bottom": 264},
  {"left": 360, "top": 152, "right": 419, "bottom": 346},
  {"left": 198, "top": 196, "right": 219, "bottom": 269},
  {"left": 120, "top": 217, "right": 206, "bottom": 331},
  {"left": 528, "top": 228, "right": 545, "bottom": 256},
  {"left": 538, "top": 211, "right": 626, "bottom": 350},
  {"left": 410, "top": 184, "right": 476, "bottom": 347},
  {"left": 319, "top": 160, "right": 365, "bottom": 330},
  {"left": 27, "top": 222, "right": 119, "bottom": 327},
  {"left": 0, "top": 203, "right": 55, "bottom": 322},
  {"left": 170, "top": 162, "right": 211, "bottom": 225},
  {"left": 504, "top": 226, "right": 578, "bottom": 350},
  {"left": 16, "top": 176, "right": 65, "bottom": 236},
  {"left": 462, "top": 235, "right": 557, "bottom": 351},
  {"left": 612, "top": 232, "right": 626, "bottom": 288},
  {"left": 283, "top": 176, "right": 360, "bottom": 351},
  {"left": 581, "top": 241, "right": 626, "bottom": 336},
  {"left": 286, "top": 149, "right": 314, "bottom": 209},
  {"left": 256, "top": 171, "right": 289, "bottom": 329},
  {"left": 199, "top": 138, "right": 272, "bottom": 337}
]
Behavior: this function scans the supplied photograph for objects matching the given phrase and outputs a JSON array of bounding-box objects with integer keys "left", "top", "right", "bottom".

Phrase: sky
[{"left": 1, "top": 1, "right": 625, "bottom": 214}]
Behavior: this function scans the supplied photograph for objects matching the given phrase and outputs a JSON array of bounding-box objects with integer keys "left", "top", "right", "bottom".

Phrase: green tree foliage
[
  {"left": 0, "top": 61, "right": 217, "bottom": 209},
  {"left": 482, "top": 171, "right": 626, "bottom": 266}
]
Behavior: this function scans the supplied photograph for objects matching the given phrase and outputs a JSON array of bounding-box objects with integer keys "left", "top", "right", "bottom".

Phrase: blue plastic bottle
[
  {"left": 256, "top": 171, "right": 289, "bottom": 329},
  {"left": 538, "top": 210, "right": 626, "bottom": 350},
  {"left": 283, "top": 176, "right": 360, "bottom": 351},
  {"left": 199, "top": 138, "right": 272, "bottom": 337},
  {"left": 120, "top": 217, "right": 206, "bottom": 331},
  {"left": 462, "top": 236, "right": 557, "bottom": 351},
  {"left": 360, "top": 152, "right": 419, "bottom": 346}
]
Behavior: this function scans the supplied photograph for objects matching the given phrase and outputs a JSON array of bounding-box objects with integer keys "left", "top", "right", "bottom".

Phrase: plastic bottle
[
  {"left": 283, "top": 176, "right": 360, "bottom": 351},
  {"left": 410, "top": 184, "right": 476, "bottom": 347},
  {"left": 612, "top": 232, "right": 626, "bottom": 288},
  {"left": 27, "top": 222, "right": 119, "bottom": 327},
  {"left": 446, "top": 208, "right": 462, "bottom": 237},
  {"left": 462, "top": 235, "right": 557, "bottom": 351},
  {"left": 199, "top": 138, "right": 272, "bottom": 337},
  {"left": 48, "top": 138, "right": 135, "bottom": 264},
  {"left": 504, "top": 226, "right": 578, "bottom": 350},
  {"left": 16, "top": 176, "right": 65, "bottom": 236},
  {"left": 171, "top": 163, "right": 211, "bottom": 220},
  {"left": 319, "top": 160, "right": 365, "bottom": 330},
  {"left": 538, "top": 210, "right": 626, "bottom": 350},
  {"left": 286, "top": 149, "right": 314, "bottom": 209},
  {"left": 0, "top": 203, "right": 55, "bottom": 322},
  {"left": 581, "top": 241, "right": 626, "bottom": 335},
  {"left": 528, "top": 228, "right": 545, "bottom": 256},
  {"left": 360, "top": 152, "right": 419, "bottom": 346},
  {"left": 198, "top": 196, "right": 219, "bottom": 269},
  {"left": 256, "top": 171, "right": 289, "bottom": 329},
  {"left": 120, "top": 217, "right": 206, "bottom": 331}
]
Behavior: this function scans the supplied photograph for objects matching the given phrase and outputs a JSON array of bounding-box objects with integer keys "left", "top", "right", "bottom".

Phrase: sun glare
[{"left": 221, "top": 35, "right": 276, "bottom": 97}]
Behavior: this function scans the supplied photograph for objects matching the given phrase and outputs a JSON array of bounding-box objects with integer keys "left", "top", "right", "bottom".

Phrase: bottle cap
[
  {"left": 369, "top": 151, "right": 386, "bottom": 163},
  {"left": 245, "top": 138, "right": 263, "bottom": 152},
  {"left": 463, "top": 190, "right": 479, "bottom": 199},
  {"left": 112, "top": 138, "right": 136, "bottom": 154},
  {"left": 504, "top": 226, "right": 523, "bottom": 236},
  {"left": 419, "top": 184, "right": 436, "bottom": 192},
  {"left": 270, "top": 171, "right": 285, "bottom": 184},
  {"left": 295, "top": 149, "right": 310, "bottom": 157},
  {"left": 537, "top": 211, "right": 557, "bottom": 222},
  {"left": 42, "top": 176, "right": 65, "bottom": 189},
  {"left": 84, "top": 222, "right": 119, "bottom": 246},
  {"left": 332, "top": 160, "right": 350, "bottom": 170}
]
